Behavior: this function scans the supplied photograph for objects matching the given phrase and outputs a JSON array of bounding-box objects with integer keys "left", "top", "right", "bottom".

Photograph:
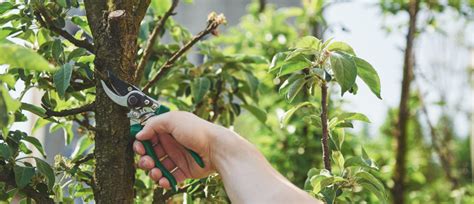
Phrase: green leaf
[
  {"left": 56, "top": 0, "right": 69, "bottom": 8},
  {"left": 354, "top": 57, "right": 382, "bottom": 99},
  {"left": 0, "top": 2, "right": 14, "bottom": 15},
  {"left": 279, "top": 56, "right": 312, "bottom": 76},
  {"left": 329, "top": 51, "right": 357, "bottom": 95},
  {"left": 330, "top": 129, "right": 345, "bottom": 150},
  {"left": 53, "top": 183, "right": 63, "bottom": 202},
  {"left": 355, "top": 171, "right": 387, "bottom": 203},
  {"left": 269, "top": 52, "right": 287, "bottom": 72},
  {"left": 281, "top": 102, "right": 316, "bottom": 126},
  {"left": 241, "top": 104, "right": 267, "bottom": 123},
  {"left": 19, "top": 142, "right": 32, "bottom": 154},
  {"left": 279, "top": 73, "right": 304, "bottom": 95},
  {"left": 285, "top": 48, "right": 315, "bottom": 62},
  {"left": 0, "top": 44, "right": 55, "bottom": 72},
  {"left": 14, "top": 166, "right": 35, "bottom": 188},
  {"left": 0, "top": 74, "right": 15, "bottom": 89},
  {"left": 34, "top": 158, "right": 55, "bottom": 190},
  {"left": 321, "top": 37, "right": 334, "bottom": 49},
  {"left": 358, "top": 181, "right": 387, "bottom": 204},
  {"left": 303, "top": 115, "right": 322, "bottom": 128},
  {"left": 327, "top": 41, "right": 356, "bottom": 55},
  {"left": 233, "top": 54, "right": 268, "bottom": 64},
  {"left": 63, "top": 122, "right": 74, "bottom": 145},
  {"left": 23, "top": 136, "right": 46, "bottom": 158},
  {"left": 0, "top": 86, "right": 21, "bottom": 129},
  {"left": 151, "top": 0, "right": 171, "bottom": 15},
  {"left": 20, "top": 103, "right": 47, "bottom": 118},
  {"left": 286, "top": 77, "right": 306, "bottom": 102},
  {"left": 70, "top": 16, "right": 91, "bottom": 35},
  {"left": 355, "top": 171, "right": 385, "bottom": 193},
  {"left": 332, "top": 151, "right": 344, "bottom": 170},
  {"left": 0, "top": 29, "right": 11, "bottom": 41},
  {"left": 53, "top": 62, "right": 74, "bottom": 98},
  {"left": 0, "top": 91, "right": 8, "bottom": 130},
  {"left": 344, "top": 156, "right": 378, "bottom": 169},
  {"left": 191, "top": 77, "right": 211, "bottom": 104},
  {"left": 52, "top": 39, "right": 63, "bottom": 63},
  {"left": 310, "top": 174, "right": 331, "bottom": 194},
  {"left": 321, "top": 186, "right": 337, "bottom": 204},
  {"left": 0, "top": 143, "right": 11, "bottom": 159},
  {"left": 71, "top": 136, "right": 93, "bottom": 159},
  {"left": 244, "top": 71, "right": 259, "bottom": 99},
  {"left": 294, "top": 36, "right": 321, "bottom": 50},
  {"left": 336, "top": 112, "right": 371, "bottom": 123}
]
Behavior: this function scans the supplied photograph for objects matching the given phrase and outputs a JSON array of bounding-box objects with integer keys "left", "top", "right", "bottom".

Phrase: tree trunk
[
  {"left": 392, "top": 0, "right": 419, "bottom": 203},
  {"left": 84, "top": 1, "right": 149, "bottom": 203}
]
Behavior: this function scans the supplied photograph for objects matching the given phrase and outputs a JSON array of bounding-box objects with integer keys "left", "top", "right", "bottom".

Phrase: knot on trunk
[{"left": 108, "top": 10, "right": 126, "bottom": 20}]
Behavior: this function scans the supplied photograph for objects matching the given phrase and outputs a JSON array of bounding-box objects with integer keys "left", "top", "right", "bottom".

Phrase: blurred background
[{"left": 3, "top": 0, "right": 473, "bottom": 203}]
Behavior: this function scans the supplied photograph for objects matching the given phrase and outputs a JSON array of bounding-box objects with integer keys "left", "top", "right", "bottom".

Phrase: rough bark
[
  {"left": 392, "top": 0, "right": 419, "bottom": 203},
  {"left": 83, "top": 0, "right": 150, "bottom": 203}
]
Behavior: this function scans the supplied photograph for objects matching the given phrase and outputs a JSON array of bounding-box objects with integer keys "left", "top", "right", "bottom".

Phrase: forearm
[{"left": 209, "top": 126, "right": 319, "bottom": 204}]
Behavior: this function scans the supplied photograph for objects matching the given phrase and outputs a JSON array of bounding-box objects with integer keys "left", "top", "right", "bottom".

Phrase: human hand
[{"left": 133, "top": 111, "right": 218, "bottom": 189}]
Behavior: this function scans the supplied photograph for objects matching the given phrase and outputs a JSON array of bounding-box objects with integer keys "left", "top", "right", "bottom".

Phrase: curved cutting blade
[{"left": 100, "top": 80, "right": 128, "bottom": 107}]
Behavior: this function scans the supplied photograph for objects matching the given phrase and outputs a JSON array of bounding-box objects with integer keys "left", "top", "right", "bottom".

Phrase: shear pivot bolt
[{"left": 128, "top": 95, "right": 139, "bottom": 106}]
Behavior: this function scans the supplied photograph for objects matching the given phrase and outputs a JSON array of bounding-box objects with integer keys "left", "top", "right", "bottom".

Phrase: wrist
[{"left": 207, "top": 125, "right": 251, "bottom": 172}]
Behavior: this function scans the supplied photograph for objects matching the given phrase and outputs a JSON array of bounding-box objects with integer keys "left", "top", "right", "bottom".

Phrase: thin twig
[
  {"left": 43, "top": 102, "right": 95, "bottom": 118},
  {"left": 135, "top": 0, "right": 179, "bottom": 81},
  {"left": 73, "top": 153, "right": 94, "bottom": 168},
  {"left": 320, "top": 81, "right": 331, "bottom": 171},
  {"left": 142, "top": 13, "right": 226, "bottom": 92},
  {"left": 73, "top": 117, "right": 98, "bottom": 132},
  {"left": 34, "top": 9, "right": 95, "bottom": 53}
]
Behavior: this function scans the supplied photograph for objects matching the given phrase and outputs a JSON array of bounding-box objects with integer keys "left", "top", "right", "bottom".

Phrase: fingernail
[{"left": 133, "top": 143, "right": 137, "bottom": 152}]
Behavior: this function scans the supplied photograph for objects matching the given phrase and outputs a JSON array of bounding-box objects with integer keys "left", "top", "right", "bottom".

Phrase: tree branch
[
  {"left": 135, "top": 0, "right": 152, "bottom": 23},
  {"left": 135, "top": 0, "right": 179, "bottom": 82},
  {"left": 320, "top": 81, "right": 331, "bottom": 172},
  {"left": 73, "top": 153, "right": 94, "bottom": 169},
  {"left": 43, "top": 103, "right": 95, "bottom": 118},
  {"left": 258, "top": 0, "right": 266, "bottom": 13},
  {"left": 34, "top": 8, "right": 95, "bottom": 54},
  {"left": 142, "top": 13, "right": 226, "bottom": 92},
  {"left": 0, "top": 165, "right": 54, "bottom": 203},
  {"left": 73, "top": 116, "right": 98, "bottom": 132}
]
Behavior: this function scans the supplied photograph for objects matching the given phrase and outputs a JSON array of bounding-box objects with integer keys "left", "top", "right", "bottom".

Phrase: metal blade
[{"left": 100, "top": 80, "right": 128, "bottom": 107}]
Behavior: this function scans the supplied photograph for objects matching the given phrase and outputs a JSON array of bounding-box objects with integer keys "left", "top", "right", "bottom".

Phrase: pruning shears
[{"left": 100, "top": 70, "right": 204, "bottom": 192}]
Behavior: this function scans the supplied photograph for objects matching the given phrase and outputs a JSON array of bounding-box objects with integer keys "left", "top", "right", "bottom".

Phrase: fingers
[
  {"left": 138, "top": 155, "right": 155, "bottom": 170},
  {"left": 136, "top": 112, "right": 172, "bottom": 141},
  {"left": 133, "top": 141, "right": 145, "bottom": 155},
  {"left": 149, "top": 168, "right": 187, "bottom": 189},
  {"left": 149, "top": 168, "right": 162, "bottom": 181}
]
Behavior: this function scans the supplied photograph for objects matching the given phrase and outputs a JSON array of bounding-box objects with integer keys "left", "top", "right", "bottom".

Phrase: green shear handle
[{"left": 129, "top": 105, "right": 204, "bottom": 192}]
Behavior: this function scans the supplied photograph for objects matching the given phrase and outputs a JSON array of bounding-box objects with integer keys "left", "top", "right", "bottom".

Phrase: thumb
[{"left": 135, "top": 112, "right": 173, "bottom": 141}]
